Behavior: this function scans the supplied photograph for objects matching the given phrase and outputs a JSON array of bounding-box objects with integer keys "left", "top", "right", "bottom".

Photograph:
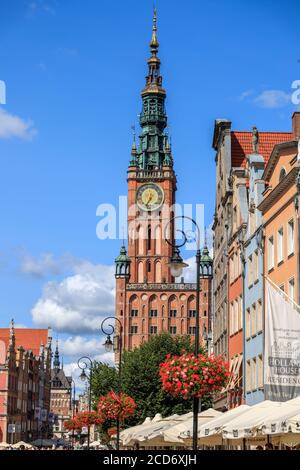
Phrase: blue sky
[{"left": 0, "top": 0, "right": 299, "bottom": 378}]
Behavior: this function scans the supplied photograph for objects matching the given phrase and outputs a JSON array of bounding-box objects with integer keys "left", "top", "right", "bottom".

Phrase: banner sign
[
  {"left": 265, "top": 279, "right": 300, "bottom": 401},
  {"left": 34, "top": 407, "right": 41, "bottom": 420}
]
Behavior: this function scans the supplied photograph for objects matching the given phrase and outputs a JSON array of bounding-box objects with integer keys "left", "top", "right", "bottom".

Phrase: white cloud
[
  {"left": 254, "top": 90, "right": 291, "bottom": 108},
  {"left": 61, "top": 347, "right": 114, "bottom": 396},
  {"left": 31, "top": 261, "right": 115, "bottom": 333},
  {"left": 59, "top": 335, "right": 110, "bottom": 358},
  {"left": 20, "top": 252, "right": 79, "bottom": 278},
  {"left": 0, "top": 107, "right": 37, "bottom": 140},
  {"left": 238, "top": 89, "right": 254, "bottom": 101}
]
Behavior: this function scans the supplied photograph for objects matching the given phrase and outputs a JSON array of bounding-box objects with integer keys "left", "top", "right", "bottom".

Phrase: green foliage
[
  {"left": 91, "top": 333, "right": 212, "bottom": 426},
  {"left": 91, "top": 361, "right": 118, "bottom": 407}
]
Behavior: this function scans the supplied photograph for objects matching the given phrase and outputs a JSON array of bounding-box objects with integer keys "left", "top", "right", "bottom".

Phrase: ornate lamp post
[
  {"left": 101, "top": 316, "right": 123, "bottom": 450},
  {"left": 77, "top": 356, "right": 93, "bottom": 450},
  {"left": 165, "top": 215, "right": 213, "bottom": 451}
]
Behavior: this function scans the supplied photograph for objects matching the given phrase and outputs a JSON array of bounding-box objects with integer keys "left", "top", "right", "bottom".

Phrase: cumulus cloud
[
  {"left": 20, "top": 252, "right": 79, "bottom": 278},
  {"left": 61, "top": 345, "right": 114, "bottom": 395},
  {"left": 254, "top": 90, "right": 291, "bottom": 108},
  {"left": 0, "top": 107, "right": 37, "bottom": 140},
  {"left": 31, "top": 261, "right": 115, "bottom": 333}
]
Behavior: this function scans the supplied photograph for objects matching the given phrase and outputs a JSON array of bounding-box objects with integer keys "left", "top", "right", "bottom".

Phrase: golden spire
[{"left": 150, "top": 7, "right": 159, "bottom": 54}]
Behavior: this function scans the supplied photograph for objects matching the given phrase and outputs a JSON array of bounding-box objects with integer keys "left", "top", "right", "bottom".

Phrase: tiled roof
[
  {"left": 0, "top": 328, "right": 49, "bottom": 356},
  {"left": 231, "top": 131, "right": 293, "bottom": 167}
]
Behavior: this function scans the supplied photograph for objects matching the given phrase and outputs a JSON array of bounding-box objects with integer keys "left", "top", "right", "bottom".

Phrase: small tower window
[{"left": 148, "top": 226, "right": 151, "bottom": 251}]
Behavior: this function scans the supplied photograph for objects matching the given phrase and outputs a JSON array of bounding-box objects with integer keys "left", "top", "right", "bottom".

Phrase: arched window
[
  {"left": 279, "top": 167, "right": 287, "bottom": 182},
  {"left": 147, "top": 225, "right": 151, "bottom": 251},
  {"left": 155, "top": 261, "right": 161, "bottom": 282},
  {"left": 138, "top": 262, "right": 143, "bottom": 283}
]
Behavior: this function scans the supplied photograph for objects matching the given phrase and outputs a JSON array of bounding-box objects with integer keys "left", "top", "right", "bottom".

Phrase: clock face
[{"left": 136, "top": 183, "right": 164, "bottom": 211}]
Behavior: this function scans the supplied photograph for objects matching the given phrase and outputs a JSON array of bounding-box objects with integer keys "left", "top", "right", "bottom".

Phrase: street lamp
[
  {"left": 165, "top": 215, "right": 212, "bottom": 452},
  {"left": 101, "top": 316, "right": 123, "bottom": 451},
  {"left": 77, "top": 356, "right": 93, "bottom": 450}
]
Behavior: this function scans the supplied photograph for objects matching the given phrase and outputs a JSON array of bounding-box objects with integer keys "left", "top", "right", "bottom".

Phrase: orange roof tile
[
  {"left": 231, "top": 131, "right": 292, "bottom": 167},
  {"left": 0, "top": 328, "right": 49, "bottom": 356}
]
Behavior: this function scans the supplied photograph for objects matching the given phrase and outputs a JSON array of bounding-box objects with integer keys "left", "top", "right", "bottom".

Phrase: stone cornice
[{"left": 258, "top": 167, "right": 298, "bottom": 213}]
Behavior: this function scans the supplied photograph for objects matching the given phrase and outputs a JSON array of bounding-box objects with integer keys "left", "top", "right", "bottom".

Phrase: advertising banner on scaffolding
[{"left": 264, "top": 278, "right": 300, "bottom": 401}]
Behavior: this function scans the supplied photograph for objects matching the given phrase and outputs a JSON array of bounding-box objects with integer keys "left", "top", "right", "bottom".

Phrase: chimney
[{"left": 292, "top": 111, "right": 300, "bottom": 140}]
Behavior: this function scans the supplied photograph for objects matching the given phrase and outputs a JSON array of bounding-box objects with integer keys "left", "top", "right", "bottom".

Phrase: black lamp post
[
  {"left": 101, "top": 316, "right": 123, "bottom": 450},
  {"left": 77, "top": 356, "right": 93, "bottom": 450},
  {"left": 70, "top": 378, "right": 76, "bottom": 448},
  {"left": 165, "top": 215, "right": 212, "bottom": 451}
]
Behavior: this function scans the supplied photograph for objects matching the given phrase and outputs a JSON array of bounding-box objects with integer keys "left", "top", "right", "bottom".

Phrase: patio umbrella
[
  {"left": 12, "top": 441, "right": 33, "bottom": 449},
  {"left": 198, "top": 404, "right": 250, "bottom": 446},
  {"left": 163, "top": 408, "right": 221, "bottom": 444},
  {"left": 129, "top": 413, "right": 192, "bottom": 448},
  {"left": 120, "top": 417, "right": 152, "bottom": 446},
  {"left": 222, "top": 400, "right": 282, "bottom": 440},
  {"left": 259, "top": 397, "right": 300, "bottom": 435},
  {"left": 0, "top": 442, "right": 11, "bottom": 449}
]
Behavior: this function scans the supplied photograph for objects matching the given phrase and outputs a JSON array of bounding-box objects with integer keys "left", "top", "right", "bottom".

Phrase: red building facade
[
  {"left": 0, "top": 322, "right": 52, "bottom": 444},
  {"left": 115, "top": 12, "right": 212, "bottom": 353}
]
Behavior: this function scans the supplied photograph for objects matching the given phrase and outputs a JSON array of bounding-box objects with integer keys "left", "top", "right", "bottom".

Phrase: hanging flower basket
[
  {"left": 159, "top": 353, "right": 231, "bottom": 399},
  {"left": 64, "top": 418, "right": 81, "bottom": 432},
  {"left": 64, "top": 411, "right": 101, "bottom": 431},
  {"left": 97, "top": 391, "right": 136, "bottom": 422}
]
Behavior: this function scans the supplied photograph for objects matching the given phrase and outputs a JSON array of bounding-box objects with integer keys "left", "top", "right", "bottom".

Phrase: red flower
[
  {"left": 159, "top": 353, "right": 231, "bottom": 400},
  {"left": 97, "top": 391, "right": 136, "bottom": 423}
]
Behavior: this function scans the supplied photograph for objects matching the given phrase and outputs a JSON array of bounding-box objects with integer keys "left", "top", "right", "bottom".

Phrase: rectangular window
[
  {"left": 189, "top": 310, "right": 196, "bottom": 318},
  {"left": 130, "top": 325, "right": 138, "bottom": 334},
  {"left": 277, "top": 227, "right": 284, "bottom": 264},
  {"left": 288, "top": 277, "right": 295, "bottom": 301},
  {"left": 149, "top": 326, "right": 157, "bottom": 335},
  {"left": 234, "top": 299, "right": 239, "bottom": 333},
  {"left": 246, "top": 308, "right": 251, "bottom": 339},
  {"left": 257, "top": 299, "right": 263, "bottom": 333},
  {"left": 149, "top": 309, "right": 158, "bottom": 317},
  {"left": 169, "top": 309, "right": 177, "bottom": 318},
  {"left": 169, "top": 326, "right": 177, "bottom": 335},
  {"left": 188, "top": 326, "right": 196, "bottom": 335},
  {"left": 251, "top": 358, "right": 257, "bottom": 391},
  {"left": 230, "top": 302, "right": 234, "bottom": 336},
  {"left": 254, "top": 250, "right": 259, "bottom": 282},
  {"left": 230, "top": 256, "right": 234, "bottom": 283},
  {"left": 251, "top": 303, "right": 257, "bottom": 336},
  {"left": 288, "top": 219, "right": 295, "bottom": 256},
  {"left": 268, "top": 236, "right": 274, "bottom": 271},
  {"left": 130, "top": 309, "right": 138, "bottom": 317},
  {"left": 258, "top": 355, "right": 263, "bottom": 388},
  {"left": 248, "top": 255, "right": 253, "bottom": 286},
  {"left": 239, "top": 295, "right": 243, "bottom": 330},
  {"left": 246, "top": 360, "right": 251, "bottom": 392}
]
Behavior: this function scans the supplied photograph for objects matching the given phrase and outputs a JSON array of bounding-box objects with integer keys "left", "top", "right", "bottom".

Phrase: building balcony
[
  {"left": 136, "top": 170, "right": 164, "bottom": 180},
  {"left": 127, "top": 282, "right": 197, "bottom": 291}
]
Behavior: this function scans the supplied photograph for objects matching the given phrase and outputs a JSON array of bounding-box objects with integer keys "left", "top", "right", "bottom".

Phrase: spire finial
[
  {"left": 53, "top": 339, "right": 60, "bottom": 371},
  {"left": 150, "top": 6, "right": 158, "bottom": 53}
]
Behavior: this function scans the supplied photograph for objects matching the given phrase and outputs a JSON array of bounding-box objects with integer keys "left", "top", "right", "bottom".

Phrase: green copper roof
[
  {"left": 115, "top": 245, "right": 130, "bottom": 264},
  {"left": 200, "top": 245, "right": 213, "bottom": 264}
]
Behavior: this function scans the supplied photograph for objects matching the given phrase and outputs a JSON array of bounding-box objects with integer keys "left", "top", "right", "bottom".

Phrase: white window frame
[{"left": 277, "top": 226, "right": 284, "bottom": 264}]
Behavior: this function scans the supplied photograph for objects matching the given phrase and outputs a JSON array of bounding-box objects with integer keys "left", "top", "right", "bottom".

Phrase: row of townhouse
[{"left": 212, "top": 111, "right": 300, "bottom": 410}]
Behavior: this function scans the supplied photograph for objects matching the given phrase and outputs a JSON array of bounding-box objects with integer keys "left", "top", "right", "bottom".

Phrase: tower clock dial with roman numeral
[{"left": 136, "top": 183, "right": 164, "bottom": 211}]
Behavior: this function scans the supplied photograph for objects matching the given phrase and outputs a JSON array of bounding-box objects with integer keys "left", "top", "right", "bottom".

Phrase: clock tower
[{"left": 115, "top": 10, "right": 212, "bottom": 353}]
